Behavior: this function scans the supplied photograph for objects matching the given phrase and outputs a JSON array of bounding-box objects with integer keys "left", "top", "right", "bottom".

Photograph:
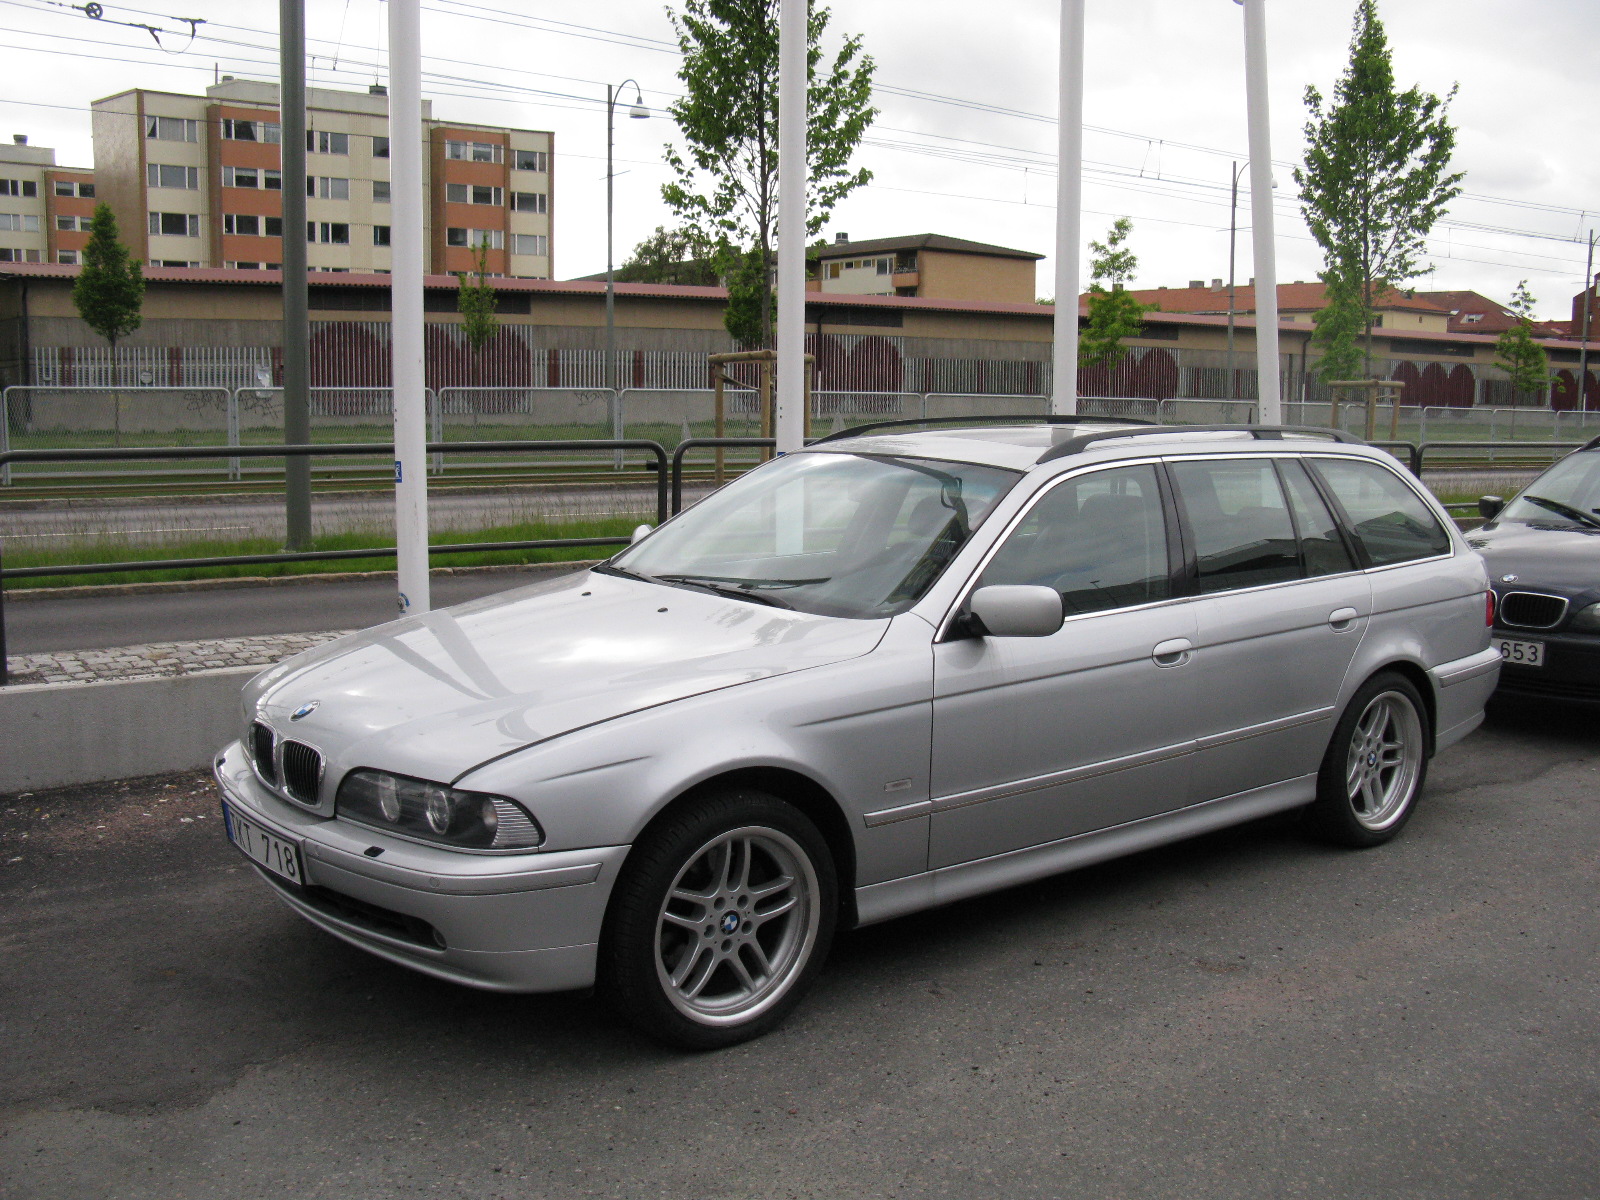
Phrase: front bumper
[
  {"left": 214, "top": 740, "right": 629, "bottom": 993},
  {"left": 1492, "top": 630, "right": 1600, "bottom": 705}
]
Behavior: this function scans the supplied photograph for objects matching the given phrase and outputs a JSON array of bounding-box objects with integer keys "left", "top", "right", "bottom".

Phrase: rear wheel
[
  {"left": 598, "top": 789, "right": 837, "bottom": 1049},
  {"left": 1304, "top": 672, "right": 1430, "bottom": 847}
]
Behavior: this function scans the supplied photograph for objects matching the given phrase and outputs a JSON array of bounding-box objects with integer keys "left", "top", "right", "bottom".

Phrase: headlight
[
  {"left": 1569, "top": 602, "right": 1600, "bottom": 633},
  {"left": 336, "top": 770, "right": 544, "bottom": 850}
]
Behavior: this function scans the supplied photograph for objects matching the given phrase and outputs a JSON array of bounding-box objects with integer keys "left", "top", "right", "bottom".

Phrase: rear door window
[
  {"left": 1280, "top": 459, "right": 1356, "bottom": 576},
  {"left": 1168, "top": 458, "right": 1300, "bottom": 593},
  {"left": 1310, "top": 458, "right": 1451, "bottom": 566}
]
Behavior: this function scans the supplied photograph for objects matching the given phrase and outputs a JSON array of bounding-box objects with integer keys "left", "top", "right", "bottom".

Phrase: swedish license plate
[
  {"left": 222, "top": 801, "right": 305, "bottom": 885},
  {"left": 1493, "top": 638, "right": 1545, "bottom": 668}
]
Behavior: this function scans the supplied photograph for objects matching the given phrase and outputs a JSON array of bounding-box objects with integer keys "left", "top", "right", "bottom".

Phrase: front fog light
[{"left": 336, "top": 770, "right": 544, "bottom": 850}]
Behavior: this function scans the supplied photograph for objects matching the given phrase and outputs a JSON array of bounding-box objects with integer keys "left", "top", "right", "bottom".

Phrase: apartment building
[
  {"left": 0, "top": 135, "right": 96, "bottom": 266},
  {"left": 89, "top": 79, "right": 553, "bottom": 277},
  {"left": 814, "top": 234, "right": 1044, "bottom": 305}
]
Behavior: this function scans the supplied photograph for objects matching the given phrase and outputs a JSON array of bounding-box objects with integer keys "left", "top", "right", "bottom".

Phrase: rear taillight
[{"left": 1486, "top": 590, "right": 1496, "bottom": 627}]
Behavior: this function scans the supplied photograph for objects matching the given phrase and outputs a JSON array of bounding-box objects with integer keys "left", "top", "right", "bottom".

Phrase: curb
[{"left": 0, "top": 666, "right": 259, "bottom": 792}]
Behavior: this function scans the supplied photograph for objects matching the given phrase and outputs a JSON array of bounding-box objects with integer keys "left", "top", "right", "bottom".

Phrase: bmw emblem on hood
[
  {"left": 289, "top": 700, "right": 320, "bottom": 721},
  {"left": 1500, "top": 574, "right": 1518, "bottom": 583}
]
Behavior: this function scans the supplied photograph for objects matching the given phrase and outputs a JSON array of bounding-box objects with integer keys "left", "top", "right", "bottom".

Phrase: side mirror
[
  {"left": 630, "top": 523, "right": 653, "bottom": 544},
  {"left": 969, "top": 585, "right": 1064, "bottom": 638},
  {"left": 1478, "top": 495, "right": 1505, "bottom": 520}
]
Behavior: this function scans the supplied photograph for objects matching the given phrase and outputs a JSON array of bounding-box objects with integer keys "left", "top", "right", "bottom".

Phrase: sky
[{"left": 1, "top": 0, "right": 1596, "bottom": 320}]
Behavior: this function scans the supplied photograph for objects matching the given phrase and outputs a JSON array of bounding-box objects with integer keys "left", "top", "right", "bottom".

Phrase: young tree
[
  {"left": 616, "top": 225, "right": 719, "bottom": 286},
  {"left": 1311, "top": 272, "right": 1366, "bottom": 383},
  {"left": 1079, "top": 218, "right": 1153, "bottom": 373},
  {"left": 1494, "top": 281, "right": 1557, "bottom": 405},
  {"left": 72, "top": 203, "right": 144, "bottom": 353},
  {"left": 455, "top": 242, "right": 499, "bottom": 353},
  {"left": 1295, "top": 0, "right": 1462, "bottom": 377},
  {"left": 663, "top": 0, "right": 876, "bottom": 346}
]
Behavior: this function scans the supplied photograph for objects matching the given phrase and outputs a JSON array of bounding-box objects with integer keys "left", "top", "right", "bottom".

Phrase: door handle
[
  {"left": 1151, "top": 638, "right": 1193, "bottom": 667},
  {"left": 1328, "top": 607, "right": 1360, "bottom": 630}
]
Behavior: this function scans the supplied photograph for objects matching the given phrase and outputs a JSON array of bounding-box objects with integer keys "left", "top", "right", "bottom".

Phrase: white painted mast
[
  {"left": 388, "top": 0, "right": 430, "bottom": 614},
  {"left": 1241, "top": 0, "right": 1282, "bottom": 424},
  {"left": 774, "top": 0, "right": 806, "bottom": 453},
  {"left": 1051, "top": 0, "right": 1085, "bottom": 415}
]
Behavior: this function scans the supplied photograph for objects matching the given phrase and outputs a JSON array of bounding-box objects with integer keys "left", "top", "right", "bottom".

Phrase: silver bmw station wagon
[{"left": 216, "top": 419, "right": 1500, "bottom": 1047}]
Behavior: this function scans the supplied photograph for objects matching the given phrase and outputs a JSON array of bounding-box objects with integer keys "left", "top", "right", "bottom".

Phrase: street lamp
[{"left": 605, "top": 80, "right": 649, "bottom": 411}]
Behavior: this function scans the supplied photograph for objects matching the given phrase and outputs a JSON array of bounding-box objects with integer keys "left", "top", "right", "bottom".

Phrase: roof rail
[
  {"left": 808, "top": 413, "right": 1152, "bottom": 446},
  {"left": 1035, "top": 424, "right": 1366, "bottom": 464}
]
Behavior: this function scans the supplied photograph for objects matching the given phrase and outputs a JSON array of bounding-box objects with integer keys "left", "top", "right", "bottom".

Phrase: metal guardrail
[
  {"left": 0, "top": 438, "right": 669, "bottom": 686},
  {"left": 670, "top": 437, "right": 778, "bottom": 515}
]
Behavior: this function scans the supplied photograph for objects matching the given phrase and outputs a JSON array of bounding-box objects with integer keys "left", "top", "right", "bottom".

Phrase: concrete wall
[{"left": 0, "top": 667, "right": 255, "bottom": 793}]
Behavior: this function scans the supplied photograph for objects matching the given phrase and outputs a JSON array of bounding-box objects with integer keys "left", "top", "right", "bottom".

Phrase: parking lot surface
[{"left": 1, "top": 705, "right": 1596, "bottom": 1199}]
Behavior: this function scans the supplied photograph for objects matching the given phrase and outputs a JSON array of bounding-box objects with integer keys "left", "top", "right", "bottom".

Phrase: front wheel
[
  {"left": 598, "top": 789, "right": 837, "bottom": 1049},
  {"left": 1303, "top": 672, "right": 1430, "bottom": 848}
]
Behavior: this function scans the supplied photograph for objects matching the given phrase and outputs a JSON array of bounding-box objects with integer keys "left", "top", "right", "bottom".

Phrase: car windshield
[
  {"left": 1500, "top": 453, "right": 1600, "bottom": 529},
  {"left": 611, "top": 451, "right": 1020, "bottom": 619}
]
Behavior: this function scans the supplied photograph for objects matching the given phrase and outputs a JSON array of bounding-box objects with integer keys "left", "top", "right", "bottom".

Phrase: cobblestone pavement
[{"left": 5, "top": 629, "right": 352, "bottom": 686}]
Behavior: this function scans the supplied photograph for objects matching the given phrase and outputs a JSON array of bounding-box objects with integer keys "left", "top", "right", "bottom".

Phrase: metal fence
[{"left": 8, "top": 384, "right": 1600, "bottom": 485}]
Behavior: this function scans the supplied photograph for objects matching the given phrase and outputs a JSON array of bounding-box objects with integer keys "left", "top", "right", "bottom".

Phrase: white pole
[
  {"left": 1241, "top": 0, "right": 1281, "bottom": 425},
  {"left": 389, "top": 0, "right": 430, "bottom": 615},
  {"left": 774, "top": 0, "right": 806, "bottom": 453},
  {"left": 1051, "top": 0, "right": 1085, "bottom": 415}
]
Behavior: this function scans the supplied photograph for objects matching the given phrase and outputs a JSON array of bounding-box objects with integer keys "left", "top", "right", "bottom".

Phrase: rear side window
[
  {"left": 1311, "top": 458, "right": 1451, "bottom": 566},
  {"left": 1280, "top": 460, "right": 1356, "bottom": 576},
  {"left": 979, "top": 464, "right": 1171, "bottom": 615},
  {"left": 1168, "top": 458, "right": 1300, "bottom": 593}
]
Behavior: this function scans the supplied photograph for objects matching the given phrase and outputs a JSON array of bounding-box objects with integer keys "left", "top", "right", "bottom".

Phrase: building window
[
  {"left": 146, "top": 115, "right": 200, "bottom": 142},
  {"left": 56, "top": 215, "right": 83, "bottom": 232},
  {"left": 372, "top": 180, "right": 391, "bottom": 203},
  {"left": 222, "top": 118, "right": 280, "bottom": 143},
  {"left": 876, "top": 257, "right": 890, "bottom": 275},
  {"left": 445, "top": 183, "right": 504, "bottom": 206},
  {"left": 0, "top": 179, "right": 37, "bottom": 198},
  {"left": 513, "top": 149, "right": 547, "bottom": 172},
  {"left": 148, "top": 211, "right": 200, "bottom": 237},
  {"left": 511, "top": 233, "right": 547, "bottom": 257},
  {"left": 0, "top": 213, "right": 41, "bottom": 232},
  {"left": 224, "top": 213, "right": 262, "bottom": 236},
  {"left": 445, "top": 140, "right": 504, "bottom": 163},
  {"left": 309, "top": 176, "right": 351, "bottom": 200},
  {"left": 147, "top": 163, "right": 200, "bottom": 190},
  {"left": 308, "top": 130, "right": 350, "bottom": 155},
  {"left": 54, "top": 180, "right": 94, "bottom": 198},
  {"left": 0, "top": 248, "right": 42, "bottom": 262},
  {"left": 225, "top": 261, "right": 264, "bottom": 270},
  {"left": 308, "top": 221, "right": 350, "bottom": 244},
  {"left": 446, "top": 227, "right": 504, "bottom": 249},
  {"left": 224, "top": 166, "right": 283, "bottom": 189},
  {"left": 149, "top": 259, "right": 201, "bottom": 267},
  {"left": 511, "top": 191, "right": 546, "bottom": 213},
  {"left": 826, "top": 263, "right": 841, "bottom": 279},
  {"left": 57, "top": 250, "right": 78, "bottom": 264},
  {"left": 372, "top": 136, "right": 390, "bottom": 158},
  {"left": 372, "top": 225, "right": 391, "bottom": 246}
]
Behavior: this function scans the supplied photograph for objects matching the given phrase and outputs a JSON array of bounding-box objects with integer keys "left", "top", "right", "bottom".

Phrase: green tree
[
  {"left": 1079, "top": 218, "right": 1153, "bottom": 372},
  {"left": 1295, "top": 0, "right": 1462, "bottom": 377},
  {"left": 455, "top": 242, "right": 499, "bottom": 353},
  {"left": 617, "top": 225, "right": 720, "bottom": 286},
  {"left": 72, "top": 203, "right": 144, "bottom": 352},
  {"left": 1494, "top": 281, "right": 1557, "bottom": 405},
  {"left": 663, "top": 0, "right": 877, "bottom": 346},
  {"left": 1311, "top": 271, "right": 1366, "bottom": 383}
]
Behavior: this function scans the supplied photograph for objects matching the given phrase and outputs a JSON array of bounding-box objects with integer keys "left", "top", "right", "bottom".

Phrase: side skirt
[{"left": 852, "top": 774, "right": 1317, "bottom": 928}]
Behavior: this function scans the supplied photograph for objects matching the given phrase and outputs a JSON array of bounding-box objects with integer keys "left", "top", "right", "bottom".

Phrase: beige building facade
[
  {"left": 89, "top": 80, "right": 553, "bottom": 278},
  {"left": 814, "top": 234, "right": 1042, "bottom": 305},
  {"left": 0, "top": 137, "right": 96, "bottom": 267}
]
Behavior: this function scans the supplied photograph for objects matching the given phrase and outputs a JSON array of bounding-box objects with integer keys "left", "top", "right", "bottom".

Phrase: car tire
[
  {"left": 598, "top": 789, "right": 838, "bottom": 1050},
  {"left": 1303, "top": 671, "right": 1431, "bottom": 848}
]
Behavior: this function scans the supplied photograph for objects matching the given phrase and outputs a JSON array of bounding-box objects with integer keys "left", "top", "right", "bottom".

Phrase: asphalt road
[
  {"left": 4, "top": 566, "right": 592, "bottom": 653},
  {"left": 1, "top": 705, "right": 1596, "bottom": 1200}
]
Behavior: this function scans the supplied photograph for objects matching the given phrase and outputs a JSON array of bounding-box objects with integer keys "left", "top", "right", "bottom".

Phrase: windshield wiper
[
  {"left": 651, "top": 574, "right": 797, "bottom": 608},
  {"left": 591, "top": 562, "right": 653, "bottom": 581},
  {"left": 1521, "top": 495, "right": 1600, "bottom": 530}
]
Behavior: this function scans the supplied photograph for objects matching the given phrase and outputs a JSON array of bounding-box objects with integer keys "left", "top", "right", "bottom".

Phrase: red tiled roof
[{"left": 1109, "top": 281, "right": 1448, "bottom": 315}]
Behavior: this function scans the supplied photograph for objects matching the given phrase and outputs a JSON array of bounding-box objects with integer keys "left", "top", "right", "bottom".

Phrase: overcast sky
[{"left": 2, "top": 0, "right": 1595, "bottom": 319}]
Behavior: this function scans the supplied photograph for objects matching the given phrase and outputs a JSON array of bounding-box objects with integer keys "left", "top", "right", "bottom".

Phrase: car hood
[
  {"left": 1467, "top": 520, "right": 1600, "bottom": 595},
  {"left": 245, "top": 569, "right": 890, "bottom": 782}
]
